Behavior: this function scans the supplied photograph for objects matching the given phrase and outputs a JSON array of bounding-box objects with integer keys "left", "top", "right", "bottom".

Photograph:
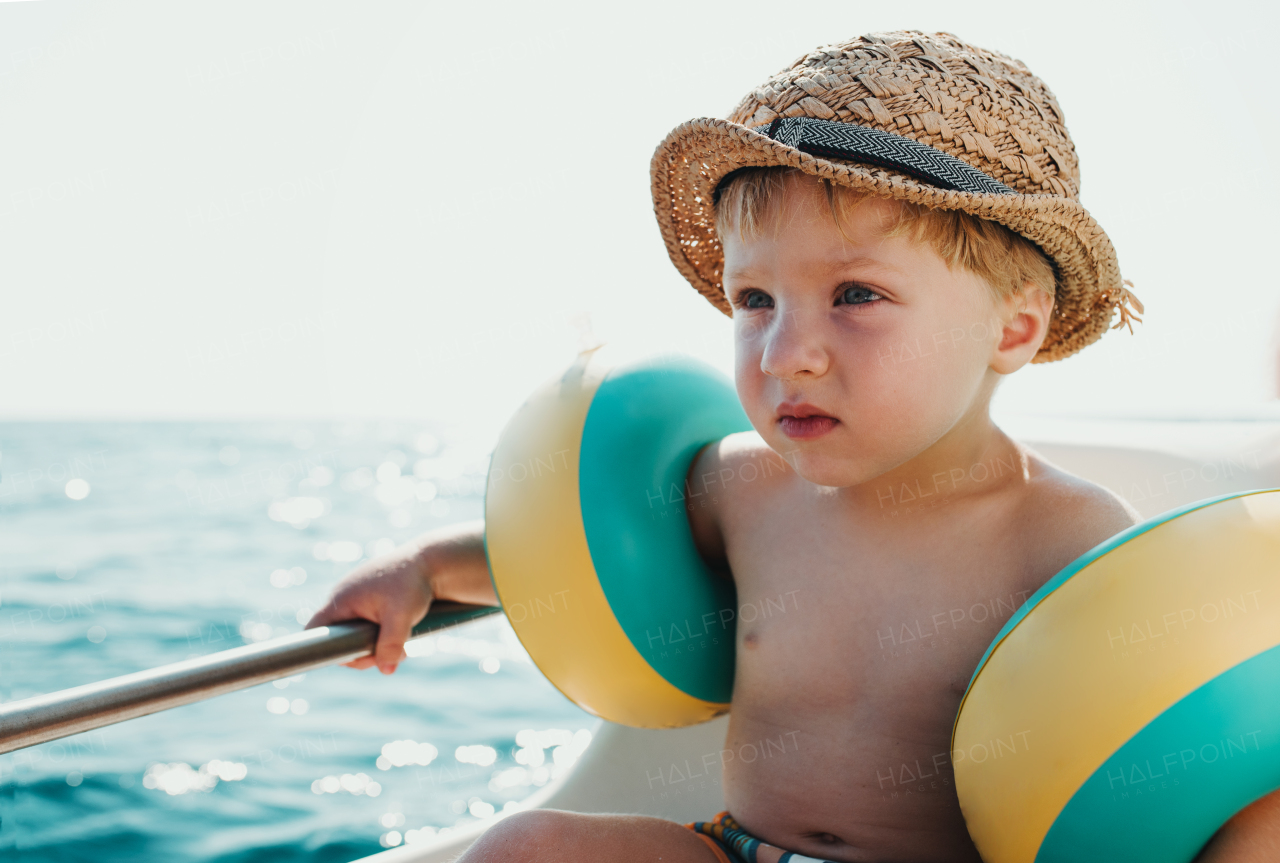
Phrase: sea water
[{"left": 0, "top": 422, "right": 597, "bottom": 862}]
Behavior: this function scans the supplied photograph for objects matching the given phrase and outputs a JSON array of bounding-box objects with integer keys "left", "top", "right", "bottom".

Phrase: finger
[
  {"left": 374, "top": 610, "right": 417, "bottom": 674},
  {"left": 376, "top": 640, "right": 407, "bottom": 674}
]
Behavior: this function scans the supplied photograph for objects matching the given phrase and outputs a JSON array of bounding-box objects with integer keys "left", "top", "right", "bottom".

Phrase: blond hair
[{"left": 714, "top": 167, "right": 1056, "bottom": 308}]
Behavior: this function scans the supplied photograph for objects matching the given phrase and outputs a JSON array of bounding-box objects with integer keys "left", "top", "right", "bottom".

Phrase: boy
[{"left": 309, "top": 31, "right": 1279, "bottom": 862}]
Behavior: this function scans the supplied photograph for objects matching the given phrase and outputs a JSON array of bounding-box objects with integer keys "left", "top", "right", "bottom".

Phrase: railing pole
[{"left": 0, "top": 602, "right": 501, "bottom": 756}]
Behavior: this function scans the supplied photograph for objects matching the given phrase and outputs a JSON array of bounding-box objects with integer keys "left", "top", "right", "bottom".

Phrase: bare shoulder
[
  {"left": 686, "top": 431, "right": 795, "bottom": 570},
  {"left": 1014, "top": 445, "right": 1143, "bottom": 585},
  {"left": 705, "top": 431, "right": 795, "bottom": 480}
]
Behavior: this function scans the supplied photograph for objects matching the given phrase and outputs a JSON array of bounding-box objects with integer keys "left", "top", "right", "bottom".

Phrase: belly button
[
  {"left": 744, "top": 632, "right": 758, "bottom": 648},
  {"left": 818, "top": 833, "right": 839, "bottom": 845}
]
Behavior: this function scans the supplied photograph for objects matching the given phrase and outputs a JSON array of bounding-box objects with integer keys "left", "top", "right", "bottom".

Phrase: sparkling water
[{"left": 0, "top": 421, "right": 596, "bottom": 861}]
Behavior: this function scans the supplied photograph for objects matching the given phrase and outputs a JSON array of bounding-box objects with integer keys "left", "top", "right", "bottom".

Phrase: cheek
[
  {"left": 829, "top": 321, "right": 978, "bottom": 425},
  {"left": 733, "top": 333, "right": 768, "bottom": 408},
  {"left": 870, "top": 299, "right": 993, "bottom": 374},
  {"left": 866, "top": 322, "right": 991, "bottom": 424}
]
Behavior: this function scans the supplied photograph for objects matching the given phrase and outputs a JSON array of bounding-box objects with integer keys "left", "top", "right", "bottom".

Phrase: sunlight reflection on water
[{"left": 0, "top": 421, "right": 597, "bottom": 862}]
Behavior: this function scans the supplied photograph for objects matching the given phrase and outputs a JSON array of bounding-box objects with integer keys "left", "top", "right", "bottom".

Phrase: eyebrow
[{"left": 724, "top": 255, "right": 906, "bottom": 281}]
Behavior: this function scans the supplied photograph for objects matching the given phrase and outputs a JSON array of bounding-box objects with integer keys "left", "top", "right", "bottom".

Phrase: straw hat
[{"left": 650, "top": 31, "right": 1143, "bottom": 363}]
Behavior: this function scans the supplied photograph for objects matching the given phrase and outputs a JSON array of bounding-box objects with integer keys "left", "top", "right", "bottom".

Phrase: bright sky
[{"left": 2, "top": 0, "right": 1277, "bottom": 432}]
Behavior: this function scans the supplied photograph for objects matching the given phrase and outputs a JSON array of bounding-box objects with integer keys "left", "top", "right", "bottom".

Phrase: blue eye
[
  {"left": 743, "top": 291, "right": 773, "bottom": 309},
  {"left": 838, "top": 285, "right": 882, "bottom": 306}
]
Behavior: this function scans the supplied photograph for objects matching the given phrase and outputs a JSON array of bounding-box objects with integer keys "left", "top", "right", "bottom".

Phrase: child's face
[{"left": 722, "top": 176, "right": 1017, "bottom": 489}]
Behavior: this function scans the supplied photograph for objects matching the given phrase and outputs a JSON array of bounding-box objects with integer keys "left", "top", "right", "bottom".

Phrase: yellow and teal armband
[
  {"left": 954, "top": 489, "right": 1280, "bottom": 863},
  {"left": 483, "top": 349, "right": 751, "bottom": 728}
]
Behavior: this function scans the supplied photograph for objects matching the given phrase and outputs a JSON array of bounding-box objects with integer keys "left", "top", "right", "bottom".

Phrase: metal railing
[{"left": 0, "top": 602, "right": 501, "bottom": 755}]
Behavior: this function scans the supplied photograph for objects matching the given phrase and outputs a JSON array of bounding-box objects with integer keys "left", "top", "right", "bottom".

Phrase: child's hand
[{"left": 304, "top": 544, "right": 433, "bottom": 675}]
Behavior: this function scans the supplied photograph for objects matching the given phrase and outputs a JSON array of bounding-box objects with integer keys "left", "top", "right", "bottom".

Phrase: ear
[{"left": 990, "top": 283, "right": 1053, "bottom": 374}]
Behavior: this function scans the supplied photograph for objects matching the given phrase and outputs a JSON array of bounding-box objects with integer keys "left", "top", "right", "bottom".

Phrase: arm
[
  {"left": 1196, "top": 788, "right": 1280, "bottom": 862},
  {"left": 685, "top": 431, "right": 795, "bottom": 579},
  {"left": 304, "top": 519, "right": 498, "bottom": 674},
  {"left": 686, "top": 440, "right": 731, "bottom": 577}
]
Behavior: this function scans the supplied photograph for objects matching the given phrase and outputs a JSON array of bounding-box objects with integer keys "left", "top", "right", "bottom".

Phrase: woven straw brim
[{"left": 652, "top": 117, "right": 1133, "bottom": 364}]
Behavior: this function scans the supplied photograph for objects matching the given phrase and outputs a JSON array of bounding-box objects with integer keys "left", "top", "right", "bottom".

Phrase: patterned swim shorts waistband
[{"left": 684, "top": 811, "right": 839, "bottom": 863}]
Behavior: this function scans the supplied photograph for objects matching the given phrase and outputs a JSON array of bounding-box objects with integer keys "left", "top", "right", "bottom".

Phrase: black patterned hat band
[{"left": 712, "top": 116, "right": 1016, "bottom": 205}]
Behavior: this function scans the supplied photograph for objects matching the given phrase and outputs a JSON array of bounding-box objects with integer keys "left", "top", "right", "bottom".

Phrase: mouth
[{"left": 776, "top": 403, "right": 839, "bottom": 441}]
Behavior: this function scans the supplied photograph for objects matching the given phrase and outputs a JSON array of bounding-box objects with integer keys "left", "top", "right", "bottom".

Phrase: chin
[
  {"left": 779, "top": 431, "right": 923, "bottom": 489},
  {"left": 785, "top": 450, "right": 871, "bottom": 489}
]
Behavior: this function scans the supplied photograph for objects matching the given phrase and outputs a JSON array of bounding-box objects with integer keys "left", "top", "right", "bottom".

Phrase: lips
[{"left": 776, "top": 403, "right": 839, "bottom": 440}]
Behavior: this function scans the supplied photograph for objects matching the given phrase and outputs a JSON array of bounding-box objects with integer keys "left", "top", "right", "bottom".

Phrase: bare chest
[{"left": 722, "top": 499, "right": 1042, "bottom": 716}]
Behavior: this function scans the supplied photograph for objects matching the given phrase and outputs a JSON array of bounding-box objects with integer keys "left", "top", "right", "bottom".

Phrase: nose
[{"left": 758, "top": 306, "right": 830, "bottom": 380}]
